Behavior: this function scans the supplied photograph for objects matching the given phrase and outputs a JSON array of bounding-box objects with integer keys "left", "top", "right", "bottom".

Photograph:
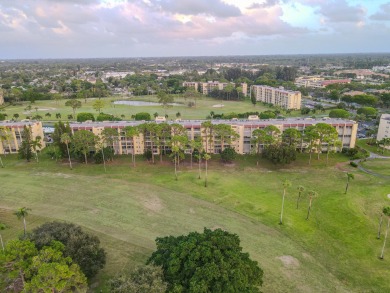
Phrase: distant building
[
  {"left": 377, "top": 114, "right": 390, "bottom": 144},
  {"left": 251, "top": 85, "right": 301, "bottom": 110},
  {"left": 294, "top": 76, "right": 351, "bottom": 88},
  {"left": 0, "top": 121, "right": 45, "bottom": 154},
  {"left": 69, "top": 118, "right": 357, "bottom": 155},
  {"left": 0, "top": 89, "right": 4, "bottom": 105},
  {"left": 182, "top": 81, "right": 248, "bottom": 96}
]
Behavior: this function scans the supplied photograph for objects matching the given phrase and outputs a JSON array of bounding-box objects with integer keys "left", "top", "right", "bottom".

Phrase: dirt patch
[
  {"left": 335, "top": 161, "right": 349, "bottom": 172},
  {"left": 142, "top": 195, "right": 164, "bottom": 213},
  {"left": 212, "top": 104, "right": 224, "bottom": 108},
  {"left": 189, "top": 208, "right": 195, "bottom": 214},
  {"left": 277, "top": 255, "right": 300, "bottom": 268},
  {"left": 387, "top": 194, "right": 390, "bottom": 199},
  {"left": 34, "top": 172, "right": 72, "bottom": 179}
]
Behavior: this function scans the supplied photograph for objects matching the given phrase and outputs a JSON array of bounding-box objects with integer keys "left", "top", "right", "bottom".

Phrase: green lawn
[
  {"left": 2, "top": 95, "right": 323, "bottom": 121},
  {"left": 356, "top": 138, "right": 390, "bottom": 157},
  {"left": 360, "top": 159, "right": 390, "bottom": 176},
  {"left": 1, "top": 153, "right": 389, "bottom": 292}
]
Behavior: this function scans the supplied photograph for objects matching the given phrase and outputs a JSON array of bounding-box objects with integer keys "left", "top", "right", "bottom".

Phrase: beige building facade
[
  {"left": 69, "top": 118, "right": 357, "bottom": 156},
  {"left": 377, "top": 114, "right": 390, "bottom": 142},
  {"left": 0, "top": 121, "right": 45, "bottom": 154},
  {"left": 183, "top": 81, "right": 248, "bottom": 96},
  {"left": 251, "top": 85, "right": 301, "bottom": 110},
  {"left": 0, "top": 89, "right": 4, "bottom": 105}
]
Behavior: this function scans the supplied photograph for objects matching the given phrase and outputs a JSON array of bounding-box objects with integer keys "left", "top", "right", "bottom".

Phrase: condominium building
[
  {"left": 377, "top": 114, "right": 390, "bottom": 142},
  {"left": 251, "top": 85, "right": 301, "bottom": 110},
  {"left": 69, "top": 118, "right": 357, "bottom": 155},
  {"left": 183, "top": 81, "right": 248, "bottom": 96},
  {"left": 0, "top": 121, "right": 45, "bottom": 154},
  {"left": 294, "top": 76, "right": 351, "bottom": 88}
]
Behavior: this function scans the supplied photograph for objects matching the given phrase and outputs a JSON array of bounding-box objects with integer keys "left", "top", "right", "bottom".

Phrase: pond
[{"left": 113, "top": 100, "right": 182, "bottom": 106}]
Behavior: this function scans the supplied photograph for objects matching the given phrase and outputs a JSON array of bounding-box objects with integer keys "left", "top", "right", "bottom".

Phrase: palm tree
[
  {"left": 61, "top": 133, "right": 73, "bottom": 170},
  {"left": 124, "top": 126, "right": 140, "bottom": 167},
  {"left": 306, "top": 190, "right": 318, "bottom": 220},
  {"left": 344, "top": 173, "right": 354, "bottom": 194},
  {"left": 380, "top": 207, "right": 390, "bottom": 259},
  {"left": 296, "top": 185, "right": 305, "bottom": 209},
  {"left": 14, "top": 207, "right": 31, "bottom": 238},
  {"left": 280, "top": 180, "right": 292, "bottom": 225},
  {"left": 31, "top": 136, "right": 42, "bottom": 163},
  {"left": 0, "top": 223, "right": 6, "bottom": 252},
  {"left": 377, "top": 211, "right": 384, "bottom": 239},
  {"left": 251, "top": 129, "right": 266, "bottom": 166},
  {"left": 203, "top": 153, "right": 211, "bottom": 187}
]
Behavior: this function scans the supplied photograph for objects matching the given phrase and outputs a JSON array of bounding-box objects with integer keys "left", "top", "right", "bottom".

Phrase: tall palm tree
[
  {"left": 296, "top": 185, "right": 305, "bottom": 209},
  {"left": 378, "top": 211, "right": 384, "bottom": 239},
  {"left": 0, "top": 223, "right": 6, "bottom": 252},
  {"left": 280, "top": 180, "right": 292, "bottom": 225},
  {"left": 380, "top": 207, "right": 390, "bottom": 259},
  {"left": 203, "top": 153, "right": 211, "bottom": 187},
  {"left": 124, "top": 126, "right": 140, "bottom": 167},
  {"left": 344, "top": 173, "right": 354, "bottom": 194},
  {"left": 61, "top": 133, "right": 73, "bottom": 170},
  {"left": 31, "top": 136, "right": 42, "bottom": 163},
  {"left": 251, "top": 129, "right": 266, "bottom": 166},
  {"left": 306, "top": 190, "right": 318, "bottom": 220},
  {"left": 14, "top": 207, "right": 31, "bottom": 238}
]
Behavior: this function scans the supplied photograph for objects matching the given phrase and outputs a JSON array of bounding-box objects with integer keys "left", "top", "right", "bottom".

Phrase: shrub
[
  {"left": 134, "top": 112, "right": 151, "bottom": 121},
  {"left": 76, "top": 112, "right": 95, "bottom": 122},
  {"left": 357, "top": 107, "right": 377, "bottom": 117},
  {"left": 350, "top": 161, "right": 358, "bottom": 167},
  {"left": 329, "top": 109, "right": 350, "bottom": 119},
  {"left": 220, "top": 147, "right": 237, "bottom": 163},
  {"left": 96, "top": 112, "right": 122, "bottom": 121}
]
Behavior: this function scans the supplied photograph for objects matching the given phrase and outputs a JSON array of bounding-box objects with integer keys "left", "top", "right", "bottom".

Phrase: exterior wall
[
  {"left": 251, "top": 85, "right": 302, "bottom": 110},
  {"left": 377, "top": 114, "right": 390, "bottom": 142},
  {"left": 0, "top": 121, "right": 45, "bottom": 154},
  {"left": 69, "top": 118, "right": 357, "bottom": 155},
  {"left": 184, "top": 81, "right": 248, "bottom": 96},
  {"left": 0, "top": 89, "right": 4, "bottom": 105}
]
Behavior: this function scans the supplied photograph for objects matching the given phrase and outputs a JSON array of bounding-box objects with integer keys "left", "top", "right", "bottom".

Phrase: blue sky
[{"left": 0, "top": 0, "right": 389, "bottom": 59}]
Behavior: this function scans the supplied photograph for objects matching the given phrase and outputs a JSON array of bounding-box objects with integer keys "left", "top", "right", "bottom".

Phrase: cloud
[
  {"left": 370, "top": 3, "right": 390, "bottom": 21},
  {"left": 151, "top": 0, "right": 242, "bottom": 17},
  {"left": 316, "top": 0, "right": 365, "bottom": 23}
]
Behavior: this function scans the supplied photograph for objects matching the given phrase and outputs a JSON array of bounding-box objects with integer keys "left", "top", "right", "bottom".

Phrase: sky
[{"left": 0, "top": 0, "right": 390, "bottom": 59}]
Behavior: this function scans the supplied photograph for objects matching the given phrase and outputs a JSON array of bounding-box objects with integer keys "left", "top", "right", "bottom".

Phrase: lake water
[{"left": 113, "top": 101, "right": 182, "bottom": 106}]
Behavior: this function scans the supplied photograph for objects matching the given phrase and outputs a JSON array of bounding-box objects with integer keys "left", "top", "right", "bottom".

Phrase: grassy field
[
  {"left": 1, "top": 95, "right": 330, "bottom": 122},
  {"left": 1, "top": 153, "right": 390, "bottom": 292},
  {"left": 356, "top": 139, "right": 390, "bottom": 157},
  {"left": 360, "top": 159, "right": 390, "bottom": 176}
]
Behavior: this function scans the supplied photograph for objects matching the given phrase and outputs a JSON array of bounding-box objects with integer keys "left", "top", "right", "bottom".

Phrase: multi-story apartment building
[
  {"left": 0, "top": 121, "right": 45, "bottom": 154},
  {"left": 69, "top": 118, "right": 357, "bottom": 155},
  {"left": 294, "top": 77, "right": 351, "bottom": 88},
  {"left": 182, "top": 82, "right": 199, "bottom": 92},
  {"left": 251, "top": 85, "right": 301, "bottom": 110},
  {"left": 183, "top": 81, "right": 248, "bottom": 96},
  {"left": 377, "top": 114, "right": 390, "bottom": 143}
]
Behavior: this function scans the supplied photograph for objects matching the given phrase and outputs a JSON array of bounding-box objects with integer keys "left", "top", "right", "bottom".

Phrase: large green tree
[
  {"left": 109, "top": 265, "right": 167, "bottom": 293},
  {"left": 30, "top": 221, "right": 106, "bottom": 279},
  {"left": 72, "top": 129, "right": 96, "bottom": 164},
  {"left": 147, "top": 228, "right": 263, "bottom": 293},
  {"left": 65, "top": 99, "right": 82, "bottom": 118},
  {"left": 0, "top": 240, "right": 87, "bottom": 292},
  {"left": 18, "top": 126, "right": 34, "bottom": 162}
]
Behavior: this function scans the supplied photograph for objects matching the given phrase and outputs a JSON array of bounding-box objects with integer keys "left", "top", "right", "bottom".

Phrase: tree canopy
[
  {"left": 30, "top": 221, "right": 106, "bottom": 279},
  {"left": 147, "top": 228, "right": 263, "bottom": 293}
]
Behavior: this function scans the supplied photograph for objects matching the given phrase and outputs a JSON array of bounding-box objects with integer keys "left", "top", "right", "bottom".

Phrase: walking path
[{"left": 355, "top": 151, "right": 390, "bottom": 179}]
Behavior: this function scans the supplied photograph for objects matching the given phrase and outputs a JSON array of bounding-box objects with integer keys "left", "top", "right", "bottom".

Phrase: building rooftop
[{"left": 68, "top": 118, "right": 357, "bottom": 128}]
